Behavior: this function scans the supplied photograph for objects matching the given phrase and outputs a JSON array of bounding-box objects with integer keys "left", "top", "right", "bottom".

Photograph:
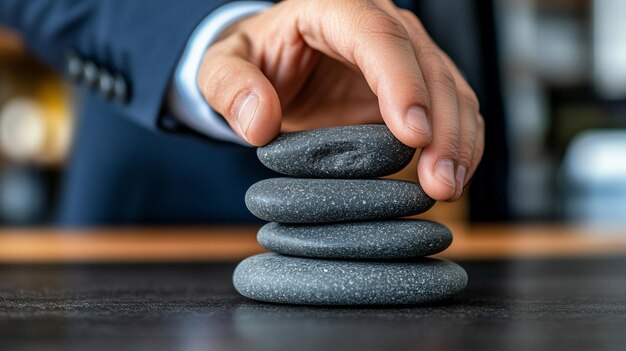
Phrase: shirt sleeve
[{"left": 167, "top": 1, "right": 273, "bottom": 146}]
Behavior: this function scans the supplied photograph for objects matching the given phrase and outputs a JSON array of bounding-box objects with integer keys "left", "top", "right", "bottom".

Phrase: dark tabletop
[{"left": 1, "top": 256, "right": 626, "bottom": 351}]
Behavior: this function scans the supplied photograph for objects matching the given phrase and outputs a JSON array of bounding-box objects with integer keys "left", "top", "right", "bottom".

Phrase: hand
[{"left": 198, "top": 0, "right": 484, "bottom": 201}]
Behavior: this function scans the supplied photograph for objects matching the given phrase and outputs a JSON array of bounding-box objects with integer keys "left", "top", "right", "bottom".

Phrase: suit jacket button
[
  {"left": 66, "top": 54, "right": 84, "bottom": 81},
  {"left": 98, "top": 69, "right": 115, "bottom": 98},
  {"left": 82, "top": 61, "right": 99, "bottom": 87},
  {"left": 113, "top": 74, "right": 129, "bottom": 103}
]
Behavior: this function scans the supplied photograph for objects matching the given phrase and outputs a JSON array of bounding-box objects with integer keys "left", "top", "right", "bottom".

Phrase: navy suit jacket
[{"left": 0, "top": 0, "right": 509, "bottom": 225}]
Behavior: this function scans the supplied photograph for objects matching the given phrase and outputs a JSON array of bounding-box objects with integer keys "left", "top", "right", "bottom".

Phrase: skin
[{"left": 198, "top": 0, "right": 484, "bottom": 201}]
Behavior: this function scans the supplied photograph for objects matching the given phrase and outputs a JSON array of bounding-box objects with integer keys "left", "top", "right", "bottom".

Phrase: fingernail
[
  {"left": 237, "top": 93, "right": 259, "bottom": 137},
  {"left": 456, "top": 165, "right": 467, "bottom": 190},
  {"left": 406, "top": 106, "right": 431, "bottom": 136},
  {"left": 435, "top": 159, "right": 456, "bottom": 189}
]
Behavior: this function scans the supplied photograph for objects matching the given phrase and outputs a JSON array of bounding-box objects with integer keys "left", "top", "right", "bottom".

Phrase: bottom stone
[{"left": 233, "top": 253, "right": 467, "bottom": 305}]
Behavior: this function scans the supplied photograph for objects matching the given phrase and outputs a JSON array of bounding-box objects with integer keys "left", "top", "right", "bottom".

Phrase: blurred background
[
  {"left": 0, "top": 29, "right": 72, "bottom": 226},
  {"left": 0, "top": 0, "right": 625, "bottom": 227}
]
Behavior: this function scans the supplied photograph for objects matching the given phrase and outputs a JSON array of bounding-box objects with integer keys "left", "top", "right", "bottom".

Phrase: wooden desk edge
[{"left": 1, "top": 224, "right": 626, "bottom": 263}]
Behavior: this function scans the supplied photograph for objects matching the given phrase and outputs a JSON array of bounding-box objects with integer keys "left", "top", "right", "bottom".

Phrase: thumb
[{"left": 198, "top": 41, "right": 281, "bottom": 146}]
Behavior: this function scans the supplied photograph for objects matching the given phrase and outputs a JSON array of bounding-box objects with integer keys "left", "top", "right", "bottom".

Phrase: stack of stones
[{"left": 233, "top": 125, "right": 467, "bottom": 305}]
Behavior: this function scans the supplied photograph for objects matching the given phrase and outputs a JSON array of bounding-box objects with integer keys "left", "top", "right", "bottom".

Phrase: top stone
[{"left": 257, "top": 125, "right": 415, "bottom": 178}]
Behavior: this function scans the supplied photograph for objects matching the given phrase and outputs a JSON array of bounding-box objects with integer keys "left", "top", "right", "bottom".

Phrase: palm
[{"left": 275, "top": 55, "right": 383, "bottom": 132}]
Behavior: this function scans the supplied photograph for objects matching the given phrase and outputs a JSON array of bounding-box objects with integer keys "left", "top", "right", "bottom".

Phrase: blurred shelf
[
  {"left": 0, "top": 28, "right": 23, "bottom": 55},
  {"left": 1, "top": 28, "right": 73, "bottom": 167}
]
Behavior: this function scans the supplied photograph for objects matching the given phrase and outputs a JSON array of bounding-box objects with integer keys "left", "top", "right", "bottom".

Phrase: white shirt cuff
[{"left": 168, "top": 1, "right": 273, "bottom": 145}]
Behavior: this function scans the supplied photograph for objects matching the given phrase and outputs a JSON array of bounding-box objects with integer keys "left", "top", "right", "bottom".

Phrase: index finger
[{"left": 294, "top": 1, "right": 433, "bottom": 148}]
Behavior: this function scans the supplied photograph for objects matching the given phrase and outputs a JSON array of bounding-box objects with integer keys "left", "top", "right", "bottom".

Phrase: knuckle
[
  {"left": 417, "top": 46, "right": 441, "bottom": 63},
  {"left": 459, "top": 89, "right": 480, "bottom": 112},
  {"left": 398, "top": 8, "right": 412, "bottom": 15},
  {"left": 203, "top": 60, "right": 233, "bottom": 100},
  {"left": 420, "top": 53, "right": 457, "bottom": 91},
  {"left": 202, "top": 59, "right": 254, "bottom": 120},
  {"left": 398, "top": 8, "right": 414, "bottom": 18},
  {"left": 398, "top": 9, "right": 426, "bottom": 32},
  {"left": 431, "top": 68, "right": 456, "bottom": 93},
  {"left": 358, "top": 9, "right": 408, "bottom": 42},
  {"left": 398, "top": 9, "right": 416, "bottom": 22},
  {"left": 438, "top": 138, "right": 461, "bottom": 160}
]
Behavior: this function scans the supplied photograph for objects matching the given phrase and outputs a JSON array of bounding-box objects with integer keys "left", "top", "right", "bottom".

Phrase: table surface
[
  {"left": 2, "top": 256, "right": 626, "bottom": 351},
  {"left": 2, "top": 225, "right": 626, "bottom": 351}
]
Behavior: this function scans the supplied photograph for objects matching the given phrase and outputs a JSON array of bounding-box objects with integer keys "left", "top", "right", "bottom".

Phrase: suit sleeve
[{"left": 0, "top": 0, "right": 233, "bottom": 132}]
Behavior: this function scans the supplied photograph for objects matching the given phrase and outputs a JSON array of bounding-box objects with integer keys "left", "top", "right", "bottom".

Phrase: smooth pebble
[
  {"left": 245, "top": 178, "right": 435, "bottom": 223},
  {"left": 233, "top": 253, "right": 467, "bottom": 305},
  {"left": 258, "top": 220, "right": 452, "bottom": 259},
  {"left": 257, "top": 125, "right": 415, "bottom": 178}
]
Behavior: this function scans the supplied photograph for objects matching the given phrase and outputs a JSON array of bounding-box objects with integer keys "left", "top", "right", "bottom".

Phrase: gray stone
[
  {"left": 233, "top": 253, "right": 467, "bottom": 305},
  {"left": 257, "top": 220, "right": 452, "bottom": 259},
  {"left": 257, "top": 125, "right": 415, "bottom": 178},
  {"left": 245, "top": 178, "right": 435, "bottom": 223}
]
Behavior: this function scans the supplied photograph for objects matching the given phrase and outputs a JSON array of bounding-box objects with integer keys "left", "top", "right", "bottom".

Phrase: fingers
[
  {"left": 450, "top": 95, "right": 477, "bottom": 200},
  {"left": 296, "top": 2, "right": 433, "bottom": 148},
  {"left": 195, "top": 0, "right": 485, "bottom": 203},
  {"left": 198, "top": 36, "right": 281, "bottom": 146},
  {"left": 392, "top": 10, "right": 458, "bottom": 200},
  {"left": 441, "top": 55, "right": 481, "bottom": 200},
  {"left": 418, "top": 55, "right": 462, "bottom": 200},
  {"left": 467, "top": 113, "right": 485, "bottom": 183},
  {"left": 440, "top": 52, "right": 483, "bottom": 200},
  {"left": 353, "top": 10, "right": 434, "bottom": 147},
  {"left": 397, "top": 9, "right": 483, "bottom": 201},
  {"left": 294, "top": 0, "right": 483, "bottom": 200}
]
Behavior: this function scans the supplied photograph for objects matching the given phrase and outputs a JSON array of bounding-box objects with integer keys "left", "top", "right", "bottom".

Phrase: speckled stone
[
  {"left": 257, "top": 220, "right": 452, "bottom": 259},
  {"left": 233, "top": 253, "right": 467, "bottom": 305},
  {"left": 245, "top": 178, "right": 435, "bottom": 223},
  {"left": 257, "top": 125, "right": 415, "bottom": 178}
]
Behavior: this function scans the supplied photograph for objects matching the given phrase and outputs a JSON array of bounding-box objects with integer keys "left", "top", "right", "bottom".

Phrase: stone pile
[{"left": 233, "top": 125, "right": 467, "bottom": 305}]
